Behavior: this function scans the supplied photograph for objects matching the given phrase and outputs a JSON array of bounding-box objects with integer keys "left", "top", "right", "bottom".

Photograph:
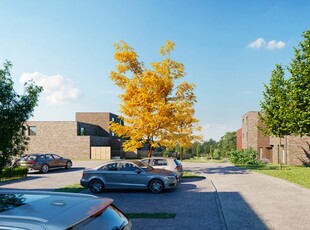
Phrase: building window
[{"left": 28, "top": 126, "right": 37, "bottom": 136}]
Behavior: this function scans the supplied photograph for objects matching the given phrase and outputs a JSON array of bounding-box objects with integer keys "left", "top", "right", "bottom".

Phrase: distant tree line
[{"left": 163, "top": 131, "right": 237, "bottom": 160}]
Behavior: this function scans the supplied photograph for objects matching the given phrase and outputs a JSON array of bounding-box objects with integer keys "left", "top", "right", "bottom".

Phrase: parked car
[
  {"left": 80, "top": 160, "right": 179, "bottom": 194},
  {"left": 141, "top": 157, "right": 183, "bottom": 178},
  {"left": 0, "top": 189, "right": 131, "bottom": 230},
  {"left": 17, "top": 153, "right": 72, "bottom": 173}
]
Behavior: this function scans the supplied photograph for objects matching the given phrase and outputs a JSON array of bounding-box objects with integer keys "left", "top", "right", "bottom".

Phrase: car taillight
[{"left": 27, "top": 160, "right": 36, "bottom": 164}]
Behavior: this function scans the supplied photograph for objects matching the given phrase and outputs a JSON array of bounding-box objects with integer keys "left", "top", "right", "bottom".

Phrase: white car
[{"left": 141, "top": 157, "right": 183, "bottom": 178}]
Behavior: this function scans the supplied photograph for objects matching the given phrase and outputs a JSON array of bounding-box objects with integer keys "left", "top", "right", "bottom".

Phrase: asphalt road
[{"left": 1, "top": 161, "right": 310, "bottom": 230}]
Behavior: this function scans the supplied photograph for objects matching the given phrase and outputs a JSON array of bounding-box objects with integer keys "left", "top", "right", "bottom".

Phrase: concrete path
[{"left": 187, "top": 162, "right": 310, "bottom": 230}]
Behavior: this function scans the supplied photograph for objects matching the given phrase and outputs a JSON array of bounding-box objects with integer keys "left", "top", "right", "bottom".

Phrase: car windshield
[{"left": 133, "top": 161, "right": 154, "bottom": 172}]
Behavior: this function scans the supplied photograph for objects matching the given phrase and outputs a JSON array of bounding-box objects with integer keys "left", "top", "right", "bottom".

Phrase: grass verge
[
  {"left": 238, "top": 164, "right": 310, "bottom": 189},
  {"left": 53, "top": 184, "right": 85, "bottom": 193},
  {"left": 183, "top": 158, "right": 225, "bottom": 163},
  {"left": 126, "top": 212, "right": 176, "bottom": 219},
  {"left": 182, "top": 171, "right": 206, "bottom": 179}
]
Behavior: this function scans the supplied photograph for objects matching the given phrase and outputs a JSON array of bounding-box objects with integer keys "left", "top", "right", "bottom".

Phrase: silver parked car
[
  {"left": 141, "top": 157, "right": 183, "bottom": 178},
  {"left": 0, "top": 190, "right": 131, "bottom": 230},
  {"left": 80, "top": 160, "right": 179, "bottom": 194}
]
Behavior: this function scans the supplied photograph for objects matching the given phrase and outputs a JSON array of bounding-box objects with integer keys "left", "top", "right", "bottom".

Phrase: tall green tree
[
  {"left": 287, "top": 29, "right": 310, "bottom": 136},
  {"left": 217, "top": 131, "right": 236, "bottom": 158},
  {"left": 259, "top": 64, "right": 291, "bottom": 169},
  {"left": 202, "top": 139, "right": 217, "bottom": 158},
  {"left": 0, "top": 61, "right": 42, "bottom": 172}
]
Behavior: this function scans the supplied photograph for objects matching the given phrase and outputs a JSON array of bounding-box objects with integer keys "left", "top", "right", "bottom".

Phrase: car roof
[
  {"left": 0, "top": 190, "right": 113, "bottom": 229},
  {"left": 143, "top": 157, "right": 175, "bottom": 160}
]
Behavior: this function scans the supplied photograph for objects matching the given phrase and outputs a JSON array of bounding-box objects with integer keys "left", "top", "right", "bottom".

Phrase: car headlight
[{"left": 166, "top": 176, "right": 176, "bottom": 180}]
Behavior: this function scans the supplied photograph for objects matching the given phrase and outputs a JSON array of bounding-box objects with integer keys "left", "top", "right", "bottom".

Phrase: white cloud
[
  {"left": 20, "top": 72, "right": 82, "bottom": 104},
  {"left": 247, "top": 38, "right": 286, "bottom": 50},
  {"left": 247, "top": 38, "right": 266, "bottom": 49},
  {"left": 266, "top": 40, "right": 286, "bottom": 50}
]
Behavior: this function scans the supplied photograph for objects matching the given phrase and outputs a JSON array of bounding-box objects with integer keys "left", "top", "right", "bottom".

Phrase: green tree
[
  {"left": 259, "top": 64, "right": 291, "bottom": 169},
  {"left": 287, "top": 29, "right": 310, "bottom": 136},
  {"left": 217, "top": 131, "right": 236, "bottom": 158},
  {"left": 202, "top": 139, "right": 217, "bottom": 159},
  {"left": 0, "top": 61, "right": 42, "bottom": 172},
  {"left": 195, "top": 142, "right": 201, "bottom": 157}
]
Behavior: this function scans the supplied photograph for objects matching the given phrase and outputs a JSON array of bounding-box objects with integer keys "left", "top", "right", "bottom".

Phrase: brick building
[
  {"left": 25, "top": 112, "right": 123, "bottom": 159},
  {"left": 238, "top": 111, "right": 310, "bottom": 165}
]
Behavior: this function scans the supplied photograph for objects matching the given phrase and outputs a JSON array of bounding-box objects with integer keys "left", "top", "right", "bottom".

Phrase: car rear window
[
  {"left": 71, "top": 205, "right": 130, "bottom": 230},
  {"left": 21, "top": 155, "right": 38, "bottom": 161}
]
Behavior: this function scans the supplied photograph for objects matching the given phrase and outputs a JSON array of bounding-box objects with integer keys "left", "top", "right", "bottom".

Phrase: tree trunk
[
  {"left": 278, "top": 137, "right": 282, "bottom": 170},
  {"left": 147, "top": 143, "right": 152, "bottom": 158},
  {"left": 180, "top": 147, "right": 183, "bottom": 161}
]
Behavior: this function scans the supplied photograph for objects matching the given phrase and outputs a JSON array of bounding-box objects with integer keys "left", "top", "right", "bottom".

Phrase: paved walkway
[{"left": 187, "top": 162, "right": 310, "bottom": 230}]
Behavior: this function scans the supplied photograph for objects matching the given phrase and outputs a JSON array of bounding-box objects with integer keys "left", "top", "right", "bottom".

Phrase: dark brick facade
[
  {"left": 25, "top": 112, "right": 122, "bottom": 159},
  {"left": 240, "top": 111, "right": 310, "bottom": 165}
]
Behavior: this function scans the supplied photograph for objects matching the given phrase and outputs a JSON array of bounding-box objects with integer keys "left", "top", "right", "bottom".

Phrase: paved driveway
[{"left": 1, "top": 161, "right": 310, "bottom": 230}]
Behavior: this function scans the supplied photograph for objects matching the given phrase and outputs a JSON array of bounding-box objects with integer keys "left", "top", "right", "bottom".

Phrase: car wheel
[
  {"left": 149, "top": 179, "right": 164, "bottom": 193},
  {"left": 41, "top": 164, "right": 49, "bottom": 173},
  {"left": 88, "top": 179, "right": 104, "bottom": 193},
  {"left": 65, "top": 161, "right": 72, "bottom": 169}
]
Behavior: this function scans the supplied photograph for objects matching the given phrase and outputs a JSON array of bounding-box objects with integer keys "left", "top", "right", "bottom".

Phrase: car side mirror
[{"left": 135, "top": 169, "right": 142, "bottom": 174}]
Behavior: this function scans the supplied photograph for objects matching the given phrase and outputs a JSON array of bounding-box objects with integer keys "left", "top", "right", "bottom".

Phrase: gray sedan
[{"left": 80, "top": 160, "right": 179, "bottom": 194}]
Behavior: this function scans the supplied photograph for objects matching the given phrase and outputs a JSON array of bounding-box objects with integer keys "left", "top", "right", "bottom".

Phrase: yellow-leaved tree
[{"left": 110, "top": 40, "right": 201, "bottom": 158}]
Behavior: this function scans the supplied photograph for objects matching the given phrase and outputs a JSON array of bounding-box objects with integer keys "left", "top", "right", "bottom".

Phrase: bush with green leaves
[
  {"left": 0, "top": 167, "right": 28, "bottom": 181},
  {"left": 229, "top": 148, "right": 262, "bottom": 165},
  {"left": 213, "top": 149, "right": 221, "bottom": 160}
]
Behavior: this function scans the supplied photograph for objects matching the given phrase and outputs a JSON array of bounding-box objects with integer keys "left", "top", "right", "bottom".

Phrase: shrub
[
  {"left": 229, "top": 148, "right": 261, "bottom": 165},
  {"left": 213, "top": 149, "right": 221, "bottom": 160},
  {"left": 0, "top": 167, "right": 28, "bottom": 181}
]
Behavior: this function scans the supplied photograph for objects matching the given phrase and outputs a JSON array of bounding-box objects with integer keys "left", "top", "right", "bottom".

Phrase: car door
[
  {"left": 152, "top": 159, "right": 168, "bottom": 170},
  {"left": 52, "top": 154, "right": 66, "bottom": 167},
  {"left": 98, "top": 162, "right": 121, "bottom": 189},
  {"left": 45, "top": 154, "right": 56, "bottom": 168},
  {"left": 116, "top": 163, "right": 148, "bottom": 189}
]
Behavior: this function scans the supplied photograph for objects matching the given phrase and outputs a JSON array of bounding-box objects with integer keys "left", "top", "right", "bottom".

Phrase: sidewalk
[{"left": 188, "top": 162, "right": 310, "bottom": 230}]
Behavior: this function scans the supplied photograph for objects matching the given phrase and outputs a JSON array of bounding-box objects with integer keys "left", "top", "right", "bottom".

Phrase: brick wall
[
  {"left": 236, "top": 128, "right": 242, "bottom": 150},
  {"left": 241, "top": 112, "right": 271, "bottom": 161},
  {"left": 76, "top": 112, "right": 110, "bottom": 137},
  {"left": 26, "top": 121, "right": 91, "bottom": 159},
  {"left": 271, "top": 136, "right": 310, "bottom": 165}
]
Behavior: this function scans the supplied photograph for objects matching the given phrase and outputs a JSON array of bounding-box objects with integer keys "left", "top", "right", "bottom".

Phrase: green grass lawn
[
  {"left": 53, "top": 184, "right": 85, "bottom": 193},
  {"left": 239, "top": 164, "right": 310, "bottom": 189},
  {"left": 183, "top": 157, "right": 225, "bottom": 163},
  {"left": 126, "top": 212, "right": 176, "bottom": 219},
  {"left": 182, "top": 171, "right": 206, "bottom": 179}
]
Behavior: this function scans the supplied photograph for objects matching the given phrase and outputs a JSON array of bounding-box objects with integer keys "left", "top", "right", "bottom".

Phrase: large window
[{"left": 28, "top": 126, "right": 37, "bottom": 136}]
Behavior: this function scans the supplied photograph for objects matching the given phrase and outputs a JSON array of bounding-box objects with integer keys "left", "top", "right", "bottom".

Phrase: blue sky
[{"left": 0, "top": 0, "right": 309, "bottom": 141}]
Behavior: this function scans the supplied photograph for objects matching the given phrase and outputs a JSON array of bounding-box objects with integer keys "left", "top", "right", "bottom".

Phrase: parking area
[
  {"left": 1, "top": 161, "right": 310, "bottom": 230},
  {"left": 0, "top": 161, "right": 225, "bottom": 229}
]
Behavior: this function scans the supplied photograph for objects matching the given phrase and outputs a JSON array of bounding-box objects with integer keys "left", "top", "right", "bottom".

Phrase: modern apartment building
[
  {"left": 25, "top": 112, "right": 123, "bottom": 159},
  {"left": 238, "top": 111, "right": 310, "bottom": 165}
]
